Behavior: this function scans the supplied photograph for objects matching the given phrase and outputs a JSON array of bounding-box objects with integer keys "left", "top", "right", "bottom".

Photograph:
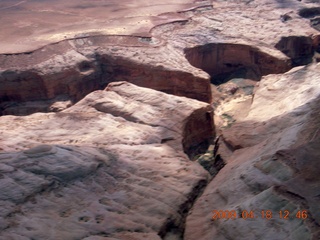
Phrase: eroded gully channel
[
  {"left": 164, "top": 35, "right": 320, "bottom": 239},
  {"left": 0, "top": 34, "right": 319, "bottom": 239}
]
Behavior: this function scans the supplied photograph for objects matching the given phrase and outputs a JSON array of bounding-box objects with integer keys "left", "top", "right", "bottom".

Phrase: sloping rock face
[
  {"left": 0, "top": 82, "right": 213, "bottom": 239},
  {"left": 184, "top": 64, "right": 320, "bottom": 240}
]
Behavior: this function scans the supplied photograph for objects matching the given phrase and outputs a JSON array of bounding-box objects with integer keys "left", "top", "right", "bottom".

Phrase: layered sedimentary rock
[
  {"left": 184, "top": 63, "right": 320, "bottom": 240},
  {"left": 0, "top": 42, "right": 211, "bottom": 115},
  {"left": 1, "top": 0, "right": 320, "bottom": 239},
  {"left": 2, "top": 0, "right": 320, "bottom": 116},
  {"left": 0, "top": 82, "right": 213, "bottom": 239},
  {"left": 184, "top": 43, "right": 291, "bottom": 84}
]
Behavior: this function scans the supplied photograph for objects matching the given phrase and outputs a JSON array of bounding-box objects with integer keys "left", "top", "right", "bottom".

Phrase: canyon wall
[
  {"left": 185, "top": 64, "right": 320, "bottom": 240},
  {"left": 184, "top": 43, "right": 292, "bottom": 84},
  {"left": 0, "top": 39, "right": 211, "bottom": 116},
  {"left": 1, "top": 0, "right": 320, "bottom": 239}
]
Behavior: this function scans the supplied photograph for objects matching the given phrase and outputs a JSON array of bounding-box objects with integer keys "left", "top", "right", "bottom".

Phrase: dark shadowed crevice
[
  {"left": 77, "top": 60, "right": 93, "bottom": 72},
  {"left": 184, "top": 43, "right": 292, "bottom": 85},
  {"left": 196, "top": 136, "right": 226, "bottom": 176},
  {"left": 159, "top": 179, "right": 208, "bottom": 240},
  {"left": 275, "top": 36, "right": 315, "bottom": 66},
  {"left": 298, "top": 7, "right": 320, "bottom": 19},
  {"left": 182, "top": 108, "right": 215, "bottom": 159},
  {"left": 298, "top": 7, "right": 320, "bottom": 32}
]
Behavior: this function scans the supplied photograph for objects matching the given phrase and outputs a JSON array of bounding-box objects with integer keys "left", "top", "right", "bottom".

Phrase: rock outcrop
[
  {"left": 2, "top": 0, "right": 320, "bottom": 117},
  {"left": 0, "top": 42, "right": 211, "bottom": 116},
  {"left": 0, "top": 82, "right": 213, "bottom": 239},
  {"left": 1, "top": 0, "right": 320, "bottom": 239},
  {"left": 184, "top": 63, "right": 320, "bottom": 240}
]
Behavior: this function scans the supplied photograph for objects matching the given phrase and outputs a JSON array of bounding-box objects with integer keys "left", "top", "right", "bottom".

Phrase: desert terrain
[{"left": 0, "top": 0, "right": 320, "bottom": 239}]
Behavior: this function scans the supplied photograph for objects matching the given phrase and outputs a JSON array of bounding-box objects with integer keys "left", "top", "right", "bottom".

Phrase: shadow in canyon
[
  {"left": 184, "top": 43, "right": 292, "bottom": 85},
  {"left": 275, "top": 36, "right": 316, "bottom": 66},
  {"left": 298, "top": 6, "right": 320, "bottom": 32},
  {"left": 184, "top": 39, "right": 319, "bottom": 86}
]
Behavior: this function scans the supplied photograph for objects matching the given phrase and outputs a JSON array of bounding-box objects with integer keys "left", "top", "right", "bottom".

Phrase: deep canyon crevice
[
  {"left": 0, "top": 35, "right": 319, "bottom": 240},
  {"left": 1, "top": 1, "right": 320, "bottom": 239}
]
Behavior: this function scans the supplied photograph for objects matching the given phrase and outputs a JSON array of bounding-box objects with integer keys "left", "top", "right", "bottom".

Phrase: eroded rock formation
[
  {"left": 1, "top": 0, "right": 320, "bottom": 239},
  {"left": 0, "top": 42, "right": 211, "bottom": 115},
  {"left": 0, "top": 82, "right": 213, "bottom": 239},
  {"left": 184, "top": 43, "right": 291, "bottom": 84},
  {"left": 185, "top": 64, "right": 320, "bottom": 240}
]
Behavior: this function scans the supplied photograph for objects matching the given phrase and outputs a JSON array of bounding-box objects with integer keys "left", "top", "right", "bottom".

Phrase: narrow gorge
[{"left": 0, "top": 0, "right": 320, "bottom": 240}]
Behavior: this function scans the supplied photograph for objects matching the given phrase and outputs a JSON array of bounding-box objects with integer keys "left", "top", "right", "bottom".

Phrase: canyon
[{"left": 0, "top": 0, "right": 320, "bottom": 239}]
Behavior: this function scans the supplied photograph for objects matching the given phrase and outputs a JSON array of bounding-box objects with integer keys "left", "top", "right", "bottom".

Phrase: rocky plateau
[{"left": 0, "top": 0, "right": 320, "bottom": 239}]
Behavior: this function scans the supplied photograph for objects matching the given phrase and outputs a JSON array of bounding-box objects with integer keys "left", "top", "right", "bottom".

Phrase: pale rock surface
[
  {"left": 0, "top": 0, "right": 212, "bottom": 54},
  {"left": 223, "top": 63, "right": 320, "bottom": 149},
  {"left": 184, "top": 63, "right": 320, "bottom": 240},
  {"left": 1, "top": 0, "right": 320, "bottom": 239},
  {"left": 0, "top": 82, "right": 213, "bottom": 239},
  {"left": 2, "top": 0, "right": 320, "bottom": 116}
]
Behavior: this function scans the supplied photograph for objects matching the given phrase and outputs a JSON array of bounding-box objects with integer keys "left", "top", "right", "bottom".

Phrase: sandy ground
[{"left": 0, "top": 0, "right": 209, "bottom": 54}]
